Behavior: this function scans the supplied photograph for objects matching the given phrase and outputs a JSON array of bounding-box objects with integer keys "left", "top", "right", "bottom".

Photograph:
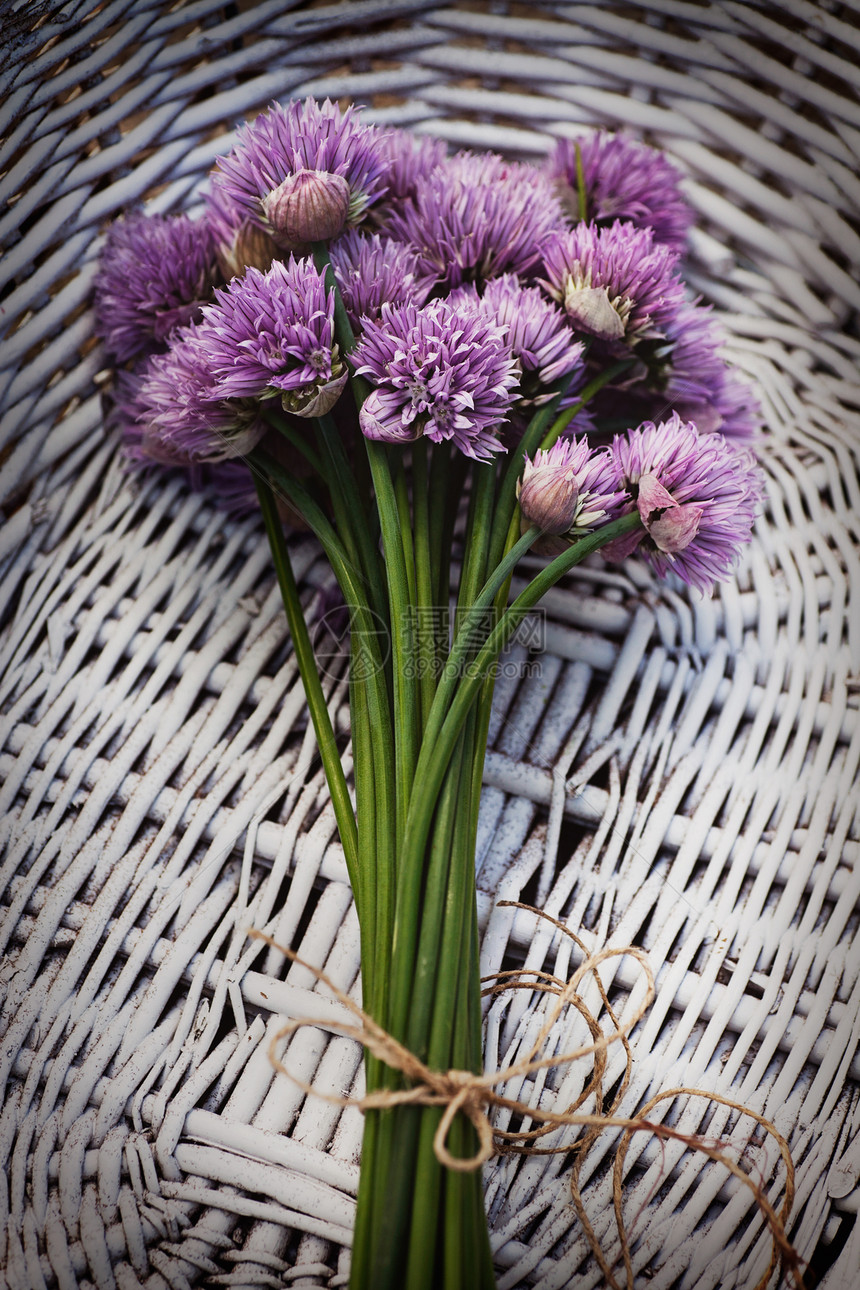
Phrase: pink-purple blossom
[
  {"left": 448, "top": 275, "right": 585, "bottom": 405},
  {"left": 605, "top": 413, "right": 763, "bottom": 593},
  {"left": 330, "top": 229, "right": 437, "bottom": 328},
  {"left": 93, "top": 212, "right": 219, "bottom": 362},
  {"left": 386, "top": 150, "right": 567, "bottom": 289},
  {"left": 375, "top": 128, "right": 448, "bottom": 204},
  {"left": 546, "top": 133, "right": 692, "bottom": 253},
  {"left": 123, "top": 328, "right": 267, "bottom": 464},
  {"left": 540, "top": 221, "right": 685, "bottom": 345},
  {"left": 651, "top": 302, "right": 761, "bottom": 441},
  {"left": 207, "top": 98, "right": 389, "bottom": 250},
  {"left": 710, "top": 371, "right": 762, "bottom": 443},
  {"left": 115, "top": 367, "right": 257, "bottom": 513},
  {"left": 351, "top": 299, "right": 519, "bottom": 460},
  {"left": 592, "top": 302, "right": 763, "bottom": 441},
  {"left": 191, "top": 257, "right": 346, "bottom": 416}
]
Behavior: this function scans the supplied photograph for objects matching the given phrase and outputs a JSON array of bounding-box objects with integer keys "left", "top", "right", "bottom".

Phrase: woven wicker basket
[{"left": 2, "top": 3, "right": 859, "bottom": 1287}]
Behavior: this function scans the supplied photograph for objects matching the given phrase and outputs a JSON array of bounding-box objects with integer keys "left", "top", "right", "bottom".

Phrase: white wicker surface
[{"left": 1, "top": 3, "right": 859, "bottom": 1288}]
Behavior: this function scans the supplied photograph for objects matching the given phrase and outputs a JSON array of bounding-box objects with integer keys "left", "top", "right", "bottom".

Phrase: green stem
[
  {"left": 261, "top": 405, "right": 324, "bottom": 473},
  {"left": 399, "top": 738, "right": 468, "bottom": 1290},
  {"left": 455, "top": 460, "right": 496, "bottom": 626},
  {"left": 315, "top": 412, "right": 386, "bottom": 624},
  {"left": 386, "top": 524, "right": 540, "bottom": 1045},
  {"left": 574, "top": 141, "right": 588, "bottom": 222},
  {"left": 351, "top": 1109, "right": 380, "bottom": 1288},
  {"left": 393, "top": 452, "right": 418, "bottom": 606},
  {"left": 250, "top": 449, "right": 396, "bottom": 956},
  {"left": 312, "top": 422, "right": 370, "bottom": 607},
  {"left": 420, "top": 526, "right": 541, "bottom": 757},
  {"left": 400, "top": 511, "right": 643, "bottom": 923},
  {"left": 366, "top": 440, "right": 419, "bottom": 849},
  {"left": 428, "top": 441, "right": 453, "bottom": 605},
  {"left": 438, "top": 717, "right": 495, "bottom": 1289},
  {"left": 253, "top": 475, "right": 359, "bottom": 882},
  {"left": 249, "top": 449, "right": 376, "bottom": 633},
  {"left": 541, "top": 356, "right": 636, "bottom": 450},
  {"left": 431, "top": 445, "right": 467, "bottom": 676},
  {"left": 412, "top": 441, "right": 438, "bottom": 727},
  {"left": 349, "top": 674, "right": 372, "bottom": 945},
  {"left": 313, "top": 241, "right": 357, "bottom": 356}
]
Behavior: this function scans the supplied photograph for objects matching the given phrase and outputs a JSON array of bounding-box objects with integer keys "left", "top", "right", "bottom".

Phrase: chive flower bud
[
  {"left": 262, "top": 169, "right": 350, "bottom": 249},
  {"left": 518, "top": 449, "right": 580, "bottom": 534}
]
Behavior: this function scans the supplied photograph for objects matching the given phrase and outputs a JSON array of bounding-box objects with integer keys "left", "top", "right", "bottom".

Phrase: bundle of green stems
[{"left": 248, "top": 250, "right": 640, "bottom": 1289}]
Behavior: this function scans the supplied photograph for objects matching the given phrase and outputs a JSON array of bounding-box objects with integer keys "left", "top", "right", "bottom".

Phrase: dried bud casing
[
  {"left": 262, "top": 169, "right": 350, "bottom": 249},
  {"left": 562, "top": 283, "right": 625, "bottom": 340},
  {"left": 518, "top": 457, "right": 579, "bottom": 535},
  {"left": 636, "top": 472, "right": 702, "bottom": 553},
  {"left": 216, "top": 221, "right": 277, "bottom": 279},
  {"left": 282, "top": 369, "right": 348, "bottom": 418},
  {"left": 648, "top": 503, "right": 703, "bottom": 553}
]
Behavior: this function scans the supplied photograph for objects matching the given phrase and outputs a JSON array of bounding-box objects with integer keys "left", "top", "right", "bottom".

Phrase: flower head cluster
[
  {"left": 540, "top": 221, "right": 685, "bottom": 345},
  {"left": 192, "top": 257, "right": 346, "bottom": 416},
  {"left": 654, "top": 301, "right": 730, "bottom": 432},
  {"left": 449, "top": 275, "right": 585, "bottom": 404},
  {"left": 208, "top": 98, "right": 389, "bottom": 250},
  {"left": 375, "top": 128, "right": 448, "bottom": 204},
  {"left": 93, "top": 213, "right": 219, "bottom": 362},
  {"left": 387, "top": 150, "right": 566, "bottom": 289},
  {"left": 599, "top": 302, "right": 762, "bottom": 442},
  {"left": 518, "top": 436, "right": 626, "bottom": 539},
  {"left": 648, "top": 303, "right": 760, "bottom": 440},
  {"left": 124, "top": 328, "right": 266, "bottom": 464},
  {"left": 115, "top": 367, "right": 258, "bottom": 514},
  {"left": 606, "top": 413, "right": 763, "bottom": 593},
  {"left": 351, "top": 299, "right": 519, "bottom": 460},
  {"left": 712, "top": 372, "right": 761, "bottom": 443},
  {"left": 330, "top": 229, "right": 437, "bottom": 328},
  {"left": 546, "top": 133, "right": 692, "bottom": 253}
]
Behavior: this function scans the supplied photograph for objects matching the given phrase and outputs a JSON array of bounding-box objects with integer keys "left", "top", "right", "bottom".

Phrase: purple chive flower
[
  {"left": 329, "top": 229, "right": 436, "bottom": 328},
  {"left": 653, "top": 301, "right": 731, "bottom": 433},
  {"left": 605, "top": 412, "right": 763, "bottom": 593},
  {"left": 602, "top": 302, "right": 763, "bottom": 442},
  {"left": 113, "top": 370, "right": 258, "bottom": 514},
  {"left": 208, "top": 98, "right": 389, "bottom": 250},
  {"left": 203, "top": 181, "right": 278, "bottom": 279},
  {"left": 449, "top": 275, "right": 585, "bottom": 405},
  {"left": 540, "top": 221, "right": 685, "bottom": 345},
  {"left": 711, "top": 370, "right": 762, "bottom": 443},
  {"left": 193, "top": 257, "right": 346, "bottom": 416},
  {"left": 351, "top": 299, "right": 519, "bottom": 460},
  {"left": 519, "top": 436, "right": 627, "bottom": 541},
  {"left": 94, "top": 212, "right": 219, "bottom": 362},
  {"left": 126, "top": 328, "right": 267, "bottom": 464},
  {"left": 386, "top": 150, "right": 567, "bottom": 289},
  {"left": 546, "top": 133, "right": 693, "bottom": 253},
  {"left": 375, "top": 127, "right": 448, "bottom": 203}
]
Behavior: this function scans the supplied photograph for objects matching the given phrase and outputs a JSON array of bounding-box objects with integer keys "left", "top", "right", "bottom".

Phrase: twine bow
[{"left": 248, "top": 906, "right": 805, "bottom": 1290}]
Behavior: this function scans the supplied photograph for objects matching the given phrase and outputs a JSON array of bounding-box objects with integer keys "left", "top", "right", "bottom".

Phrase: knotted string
[{"left": 249, "top": 909, "right": 805, "bottom": 1290}]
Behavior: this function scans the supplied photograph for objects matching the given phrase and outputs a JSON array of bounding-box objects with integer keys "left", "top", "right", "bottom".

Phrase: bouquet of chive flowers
[{"left": 94, "top": 98, "right": 763, "bottom": 1289}]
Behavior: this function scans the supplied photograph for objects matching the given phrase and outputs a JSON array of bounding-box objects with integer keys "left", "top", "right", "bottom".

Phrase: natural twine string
[{"left": 249, "top": 908, "right": 805, "bottom": 1290}]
